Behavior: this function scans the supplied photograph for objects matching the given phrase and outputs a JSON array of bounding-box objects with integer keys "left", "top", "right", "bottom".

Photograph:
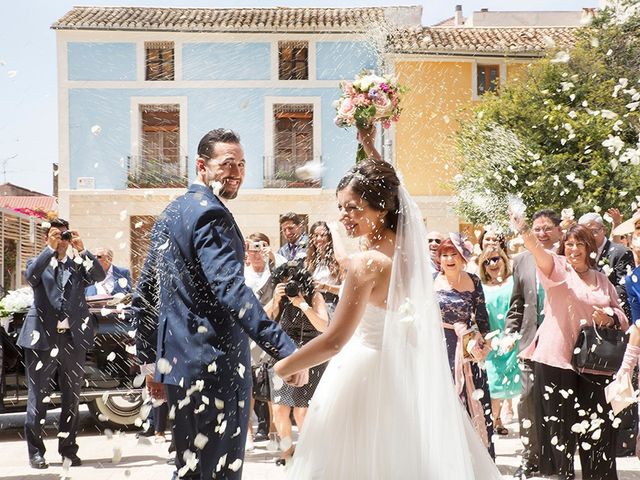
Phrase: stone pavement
[{"left": 0, "top": 406, "right": 638, "bottom": 479}]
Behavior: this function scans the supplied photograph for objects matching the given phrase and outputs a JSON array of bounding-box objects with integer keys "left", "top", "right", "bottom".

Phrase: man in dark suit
[
  {"left": 17, "top": 218, "right": 105, "bottom": 469},
  {"left": 133, "top": 129, "right": 303, "bottom": 480},
  {"left": 504, "top": 209, "right": 562, "bottom": 479},
  {"left": 578, "top": 212, "right": 635, "bottom": 318},
  {"left": 85, "top": 247, "right": 133, "bottom": 297}
]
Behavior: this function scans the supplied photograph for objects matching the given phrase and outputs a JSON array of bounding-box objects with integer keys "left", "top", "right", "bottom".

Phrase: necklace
[{"left": 574, "top": 266, "right": 590, "bottom": 275}]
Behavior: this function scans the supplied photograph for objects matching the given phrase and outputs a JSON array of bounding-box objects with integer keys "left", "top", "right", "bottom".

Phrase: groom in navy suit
[
  {"left": 17, "top": 219, "right": 105, "bottom": 469},
  {"left": 133, "top": 129, "right": 304, "bottom": 480}
]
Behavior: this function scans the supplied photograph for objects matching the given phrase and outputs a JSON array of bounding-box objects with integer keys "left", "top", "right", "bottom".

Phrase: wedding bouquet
[
  {"left": 0, "top": 287, "right": 34, "bottom": 318},
  {"left": 334, "top": 70, "right": 405, "bottom": 161}
]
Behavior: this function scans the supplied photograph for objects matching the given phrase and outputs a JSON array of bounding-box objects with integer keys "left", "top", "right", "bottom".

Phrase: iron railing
[{"left": 127, "top": 155, "right": 188, "bottom": 188}]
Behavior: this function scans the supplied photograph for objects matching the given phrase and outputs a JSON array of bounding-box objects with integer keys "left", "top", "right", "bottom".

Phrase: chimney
[
  {"left": 454, "top": 4, "right": 464, "bottom": 26},
  {"left": 480, "top": 8, "right": 489, "bottom": 12}
]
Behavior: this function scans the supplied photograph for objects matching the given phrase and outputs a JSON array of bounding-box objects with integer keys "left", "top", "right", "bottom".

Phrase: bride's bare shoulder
[{"left": 346, "top": 251, "right": 393, "bottom": 280}]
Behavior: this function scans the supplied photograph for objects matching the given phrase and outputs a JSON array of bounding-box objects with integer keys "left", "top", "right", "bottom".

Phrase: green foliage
[{"left": 453, "top": 1, "right": 640, "bottom": 226}]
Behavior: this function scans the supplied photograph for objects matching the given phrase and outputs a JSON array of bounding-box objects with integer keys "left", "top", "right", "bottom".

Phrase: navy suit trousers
[
  {"left": 167, "top": 383, "right": 250, "bottom": 480},
  {"left": 24, "top": 332, "right": 86, "bottom": 458}
]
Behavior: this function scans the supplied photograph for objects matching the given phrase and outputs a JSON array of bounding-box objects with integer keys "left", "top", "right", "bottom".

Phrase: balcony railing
[
  {"left": 127, "top": 155, "right": 188, "bottom": 188},
  {"left": 263, "top": 155, "right": 322, "bottom": 189}
]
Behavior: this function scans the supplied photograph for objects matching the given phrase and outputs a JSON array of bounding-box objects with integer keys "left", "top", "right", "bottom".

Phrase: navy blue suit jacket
[
  {"left": 625, "top": 265, "right": 640, "bottom": 323},
  {"left": 132, "top": 183, "right": 296, "bottom": 390},
  {"left": 85, "top": 265, "right": 133, "bottom": 296},
  {"left": 17, "top": 247, "right": 106, "bottom": 351}
]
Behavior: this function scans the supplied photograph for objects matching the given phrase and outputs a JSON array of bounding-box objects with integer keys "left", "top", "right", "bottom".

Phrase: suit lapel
[{"left": 189, "top": 183, "right": 244, "bottom": 249}]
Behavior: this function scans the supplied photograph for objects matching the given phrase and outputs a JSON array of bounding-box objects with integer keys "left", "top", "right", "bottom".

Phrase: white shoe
[
  {"left": 266, "top": 433, "right": 279, "bottom": 452},
  {"left": 245, "top": 436, "right": 255, "bottom": 451}
]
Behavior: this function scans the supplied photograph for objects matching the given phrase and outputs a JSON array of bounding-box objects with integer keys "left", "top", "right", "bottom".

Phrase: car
[{"left": 1, "top": 305, "right": 143, "bottom": 428}]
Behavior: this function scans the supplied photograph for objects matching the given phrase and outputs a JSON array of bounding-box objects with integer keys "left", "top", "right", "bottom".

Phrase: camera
[
  {"left": 284, "top": 280, "right": 300, "bottom": 297},
  {"left": 272, "top": 260, "right": 314, "bottom": 300},
  {"left": 61, "top": 231, "right": 73, "bottom": 241},
  {"left": 248, "top": 240, "right": 265, "bottom": 252}
]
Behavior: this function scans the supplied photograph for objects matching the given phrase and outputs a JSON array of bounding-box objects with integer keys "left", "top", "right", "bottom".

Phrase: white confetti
[
  {"left": 194, "top": 433, "right": 209, "bottom": 450},
  {"left": 91, "top": 125, "right": 102, "bottom": 135},
  {"left": 228, "top": 459, "right": 243, "bottom": 472},
  {"left": 119, "top": 210, "right": 128, "bottom": 221},
  {"left": 157, "top": 358, "right": 173, "bottom": 374},
  {"left": 216, "top": 453, "right": 228, "bottom": 473},
  {"left": 237, "top": 363, "right": 246, "bottom": 379},
  {"left": 215, "top": 398, "right": 225, "bottom": 409},
  {"left": 522, "top": 419, "right": 532, "bottom": 429},
  {"left": 57, "top": 431, "right": 70, "bottom": 439},
  {"left": 35, "top": 361, "right": 43, "bottom": 371},
  {"left": 197, "top": 326, "right": 208, "bottom": 333},
  {"left": 106, "top": 351, "right": 116, "bottom": 362},
  {"left": 30, "top": 331, "right": 40, "bottom": 346}
]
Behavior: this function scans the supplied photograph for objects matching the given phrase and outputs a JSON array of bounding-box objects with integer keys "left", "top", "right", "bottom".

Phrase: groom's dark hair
[{"left": 197, "top": 128, "right": 241, "bottom": 160}]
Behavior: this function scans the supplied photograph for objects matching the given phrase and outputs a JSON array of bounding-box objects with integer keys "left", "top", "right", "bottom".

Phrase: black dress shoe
[
  {"left": 29, "top": 453, "right": 49, "bottom": 469},
  {"left": 64, "top": 454, "right": 82, "bottom": 466},
  {"left": 253, "top": 432, "right": 268, "bottom": 442},
  {"left": 512, "top": 464, "right": 538, "bottom": 479}
]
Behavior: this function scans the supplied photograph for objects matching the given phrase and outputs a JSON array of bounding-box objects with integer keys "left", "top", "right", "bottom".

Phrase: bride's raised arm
[{"left": 274, "top": 252, "right": 378, "bottom": 379}]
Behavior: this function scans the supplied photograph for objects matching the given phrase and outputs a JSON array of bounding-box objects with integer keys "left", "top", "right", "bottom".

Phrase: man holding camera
[{"left": 17, "top": 218, "right": 105, "bottom": 469}]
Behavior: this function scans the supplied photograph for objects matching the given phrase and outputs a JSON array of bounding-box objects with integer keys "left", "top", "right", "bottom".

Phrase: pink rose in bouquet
[{"left": 334, "top": 70, "right": 405, "bottom": 161}]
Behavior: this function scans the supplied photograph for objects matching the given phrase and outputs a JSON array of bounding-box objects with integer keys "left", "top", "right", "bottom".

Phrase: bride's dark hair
[{"left": 337, "top": 158, "right": 401, "bottom": 232}]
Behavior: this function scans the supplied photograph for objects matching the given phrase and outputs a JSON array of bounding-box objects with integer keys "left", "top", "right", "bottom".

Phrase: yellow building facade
[{"left": 388, "top": 27, "right": 575, "bottom": 232}]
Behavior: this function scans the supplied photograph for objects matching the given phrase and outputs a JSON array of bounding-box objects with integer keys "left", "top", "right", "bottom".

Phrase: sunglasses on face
[
  {"left": 428, "top": 238, "right": 441, "bottom": 244},
  {"left": 483, "top": 256, "right": 501, "bottom": 266}
]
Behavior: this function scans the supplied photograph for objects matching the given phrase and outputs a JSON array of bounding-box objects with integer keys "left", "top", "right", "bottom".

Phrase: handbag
[
  {"left": 571, "top": 324, "right": 627, "bottom": 375},
  {"left": 252, "top": 363, "right": 271, "bottom": 402}
]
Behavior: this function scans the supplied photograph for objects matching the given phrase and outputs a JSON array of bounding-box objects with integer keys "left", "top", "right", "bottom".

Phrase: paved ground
[{"left": 0, "top": 406, "right": 638, "bottom": 479}]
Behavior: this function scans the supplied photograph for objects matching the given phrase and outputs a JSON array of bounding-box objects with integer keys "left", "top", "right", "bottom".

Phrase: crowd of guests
[{"left": 240, "top": 206, "right": 640, "bottom": 479}]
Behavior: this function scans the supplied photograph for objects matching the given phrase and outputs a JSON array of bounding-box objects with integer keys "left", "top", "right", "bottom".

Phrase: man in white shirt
[{"left": 85, "top": 248, "right": 133, "bottom": 297}]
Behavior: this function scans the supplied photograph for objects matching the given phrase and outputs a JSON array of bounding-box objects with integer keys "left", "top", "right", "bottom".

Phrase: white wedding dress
[{"left": 287, "top": 187, "right": 503, "bottom": 480}]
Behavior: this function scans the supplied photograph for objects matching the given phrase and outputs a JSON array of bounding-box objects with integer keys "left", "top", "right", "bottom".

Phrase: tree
[{"left": 453, "top": 0, "right": 640, "bottom": 228}]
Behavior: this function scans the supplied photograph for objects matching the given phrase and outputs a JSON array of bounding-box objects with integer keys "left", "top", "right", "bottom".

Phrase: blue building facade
[{"left": 53, "top": 6, "right": 422, "bottom": 272}]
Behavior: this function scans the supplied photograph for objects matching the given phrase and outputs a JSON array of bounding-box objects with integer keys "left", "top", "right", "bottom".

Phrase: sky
[{"left": 1, "top": 0, "right": 593, "bottom": 195}]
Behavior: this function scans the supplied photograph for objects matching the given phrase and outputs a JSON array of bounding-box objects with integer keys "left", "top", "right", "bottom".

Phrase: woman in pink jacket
[{"left": 512, "top": 217, "right": 628, "bottom": 480}]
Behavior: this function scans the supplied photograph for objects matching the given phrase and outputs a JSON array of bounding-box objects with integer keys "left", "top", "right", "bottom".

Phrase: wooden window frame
[
  {"left": 476, "top": 64, "right": 500, "bottom": 96},
  {"left": 145, "top": 41, "right": 175, "bottom": 81},
  {"left": 278, "top": 41, "right": 309, "bottom": 81}
]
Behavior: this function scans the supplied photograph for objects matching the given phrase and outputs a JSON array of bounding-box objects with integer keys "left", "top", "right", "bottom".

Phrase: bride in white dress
[{"left": 274, "top": 129, "right": 502, "bottom": 479}]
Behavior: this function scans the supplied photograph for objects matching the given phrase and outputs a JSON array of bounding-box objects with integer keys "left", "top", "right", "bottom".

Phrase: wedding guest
[
  {"left": 305, "top": 221, "right": 344, "bottom": 320},
  {"left": 277, "top": 213, "right": 308, "bottom": 262},
  {"left": 504, "top": 209, "right": 563, "bottom": 479},
  {"left": 264, "top": 262, "right": 328, "bottom": 466},
  {"left": 244, "top": 232, "right": 279, "bottom": 448},
  {"left": 512, "top": 217, "right": 628, "bottom": 480},
  {"left": 478, "top": 247, "right": 521, "bottom": 437},
  {"left": 612, "top": 209, "right": 640, "bottom": 266},
  {"left": 578, "top": 212, "right": 634, "bottom": 320},
  {"left": 434, "top": 235, "right": 495, "bottom": 459},
  {"left": 85, "top": 247, "right": 133, "bottom": 296},
  {"left": 479, "top": 228, "right": 509, "bottom": 255},
  {"left": 426, "top": 231, "right": 445, "bottom": 273}
]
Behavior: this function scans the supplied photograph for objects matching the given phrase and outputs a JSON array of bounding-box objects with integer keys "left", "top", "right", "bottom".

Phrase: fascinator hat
[
  {"left": 450, "top": 232, "right": 474, "bottom": 263},
  {"left": 612, "top": 210, "right": 640, "bottom": 236}
]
